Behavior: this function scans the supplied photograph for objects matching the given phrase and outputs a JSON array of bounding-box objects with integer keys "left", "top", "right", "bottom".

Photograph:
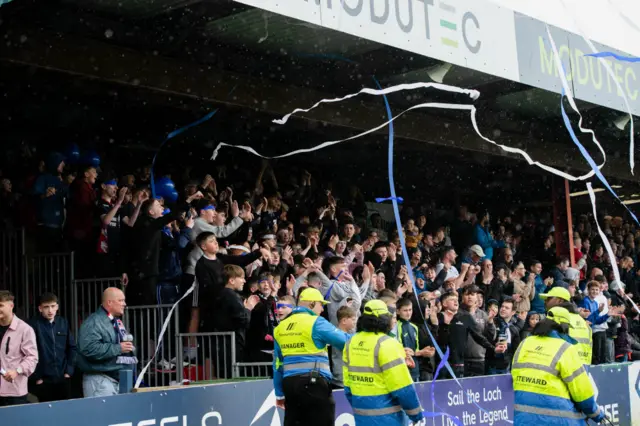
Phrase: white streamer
[
  {"left": 586, "top": 183, "right": 640, "bottom": 314},
  {"left": 557, "top": 0, "right": 635, "bottom": 174},
  {"left": 134, "top": 283, "right": 195, "bottom": 388},
  {"left": 213, "top": 93, "right": 602, "bottom": 182},
  {"left": 272, "top": 82, "right": 480, "bottom": 125},
  {"left": 545, "top": 25, "right": 606, "bottom": 179}
]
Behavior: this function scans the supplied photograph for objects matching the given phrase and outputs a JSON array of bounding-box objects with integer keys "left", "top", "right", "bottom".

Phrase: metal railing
[
  {"left": 234, "top": 362, "right": 273, "bottom": 379},
  {"left": 24, "top": 252, "right": 75, "bottom": 319},
  {"left": 176, "top": 332, "right": 236, "bottom": 383},
  {"left": 124, "top": 304, "right": 180, "bottom": 388},
  {"left": 71, "top": 277, "right": 123, "bottom": 336}
]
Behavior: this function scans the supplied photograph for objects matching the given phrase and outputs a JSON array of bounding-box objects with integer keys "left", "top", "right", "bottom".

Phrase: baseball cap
[
  {"left": 469, "top": 245, "right": 485, "bottom": 258},
  {"left": 539, "top": 287, "right": 571, "bottom": 302},
  {"left": 564, "top": 267, "right": 580, "bottom": 281},
  {"left": 363, "top": 300, "right": 390, "bottom": 317},
  {"left": 547, "top": 306, "right": 573, "bottom": 327},
  {"left": 298, "top": 288, "right": 329, "bottom": 305},
  {"left": 103, "top": 179, "right": 117, "bottom": 186}
]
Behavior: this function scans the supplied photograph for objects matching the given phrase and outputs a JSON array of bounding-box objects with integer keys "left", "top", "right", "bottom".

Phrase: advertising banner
[
  {"left": 233, "top": 0, "right": 520, "bottom": 82},
  {"left": 629, "top": 362, "right": 640, "bottom": 426},
  {"left": 515, "top": 13, "right": 640, "bottom": 116},
  {"left": 588, "top": 364, "right": 632, "bottom": 426},
  {"left": 233, "top": 0, "right": 640, "bottom": 115},
  {"left": 3, "top": 364, "right": 638, "bottom": 426}
]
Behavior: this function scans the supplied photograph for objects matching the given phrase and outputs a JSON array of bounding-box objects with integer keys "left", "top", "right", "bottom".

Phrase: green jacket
[{"left": 76, "top": 308, "right": 126, "bottom": 376}]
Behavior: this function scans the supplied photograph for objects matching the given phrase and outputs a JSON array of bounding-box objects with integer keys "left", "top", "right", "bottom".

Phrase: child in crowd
[
  {"left": 276, "top": 295, "right": 295, "bottom": 321},
  {"left": 520, "top": 312, "right": 540, "bottom": 340},
  {"left": 396, "top": 298, "right": 436, "bottom": 382},
  {"left": 211, "top": 265, "right": 259, "bottom": 376},
  {"left": 330, "top": 306, "right": 357, "bottom": 389}
]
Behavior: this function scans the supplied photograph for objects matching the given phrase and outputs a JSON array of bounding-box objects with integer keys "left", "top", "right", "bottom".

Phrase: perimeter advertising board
[{"left": 3, "top": 364, "right": 638, "bottom": 426}]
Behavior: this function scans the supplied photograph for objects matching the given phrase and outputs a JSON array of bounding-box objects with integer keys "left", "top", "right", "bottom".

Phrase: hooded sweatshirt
[
  {"left": 32, "top": 152, "right": 67, "bottom": 228},
  {"left": 463, "top": 307, "right": 496, "bottom": 363}
]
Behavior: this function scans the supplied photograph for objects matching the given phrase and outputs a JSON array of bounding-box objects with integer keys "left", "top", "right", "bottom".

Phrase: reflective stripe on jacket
[
  {"left": 272, "top": 307, "right": 349, "bottom": 398},
  {"left": 343, "top": 332, "right": 423, "bottom": 426},
  {"left": 567, "top": 313, "right": 592, "bottom": 366},
  {"left": 512, "top": 333, "right": 602, "bottom": 426}
]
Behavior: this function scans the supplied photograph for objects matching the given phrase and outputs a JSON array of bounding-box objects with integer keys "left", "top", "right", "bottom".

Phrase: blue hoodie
[
  {"left": 33, "top": 152, "right": 67, "bottom": 228},
  {"left": 473, "top": 223, "right": 505, "bottom": 260}
]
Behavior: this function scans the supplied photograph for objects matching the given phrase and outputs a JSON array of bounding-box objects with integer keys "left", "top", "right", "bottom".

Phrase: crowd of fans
[{"left": 1, "top": 149, "right": 640, "bottom": 404}]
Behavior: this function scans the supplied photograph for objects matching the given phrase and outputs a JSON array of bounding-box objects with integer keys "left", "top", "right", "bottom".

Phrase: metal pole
[{"left": 565, "top": 179, "right": 576, "bottom": 266}]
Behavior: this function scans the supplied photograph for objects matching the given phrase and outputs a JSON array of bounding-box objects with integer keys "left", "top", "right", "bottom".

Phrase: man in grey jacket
[
  {"left": 461, "top": 285, "right": 496, "bottom": 377},
  {"left": 77, "top": 288, "right": 136, "bottom": 397}
]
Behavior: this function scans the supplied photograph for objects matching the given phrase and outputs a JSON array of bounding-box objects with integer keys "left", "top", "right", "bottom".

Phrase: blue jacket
[
  {"left": 32, "top": 152, "right": 67, "bottom": 228},
  {"left": 473, "top": 224, "right": 505, "bottom": 260},
  {"left": 530, "top": 274, "right": 547, "bottom": 314},
  {"left": 29, "top": 315, "right": 76, "bottom": 381},
  {"left": 159, "top": 227, "right": 191, "bottom": 281},
  {"left": 273, "top": 307, "right": 349, "bottom": 398},
  {"left": 578, "top": 297, "right": 609, "bottom": 326}
]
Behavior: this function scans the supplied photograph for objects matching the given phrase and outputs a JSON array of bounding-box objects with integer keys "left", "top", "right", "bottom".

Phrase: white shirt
[{"left": 435, "top": 263, "right": 460, "bottom": 281}]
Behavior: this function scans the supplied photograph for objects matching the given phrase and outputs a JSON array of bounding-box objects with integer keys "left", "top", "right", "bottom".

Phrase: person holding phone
[{"left": 486, "top": 297, "right": 526, "bottom": 374}]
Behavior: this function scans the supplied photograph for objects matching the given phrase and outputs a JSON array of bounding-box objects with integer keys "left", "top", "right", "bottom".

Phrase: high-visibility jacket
[
  {"left": 273, "top": 307, "right": 349, "bottom": 399},
  {"left": 343, "top": 331, "right": 423, "bottom": 426},
  {"left": 567, "top": 312, "right": 592, "bottom": 365},
  {"left": 511, "top": 332, "right": 604, "bottom": 425}
]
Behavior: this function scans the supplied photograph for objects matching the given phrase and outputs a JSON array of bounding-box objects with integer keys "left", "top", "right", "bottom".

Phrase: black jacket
[
  {"left": 436, "top": 310, "right": 495, "bottom": 366},
  {"left": 212, "top": 288, "right": 251, "bottom": 360},
  {"left": 29, "top": 315, "right": 76, "bottom": 382},
  {"left": 128, "top": 210, "right": 185, "bottom": 278}
]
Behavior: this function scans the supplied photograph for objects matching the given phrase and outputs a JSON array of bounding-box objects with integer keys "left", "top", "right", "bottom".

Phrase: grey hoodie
[
  {"left": 184, "top": 216, "right": 244, "bottom": 275},
  {"left": 463, "top": 307, "right": 496, "bottom": 363}
]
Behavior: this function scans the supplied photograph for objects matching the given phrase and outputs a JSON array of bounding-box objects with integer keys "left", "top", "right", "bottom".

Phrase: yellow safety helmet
[
  {"left": 298, "top": 288, "right": 330, "bottom": 304},
  {"left": 363, "top": 300, "right": 391, "bottom": 317},
  {"left": 547, "top": 306, "right": 573, "bottom": 327}
]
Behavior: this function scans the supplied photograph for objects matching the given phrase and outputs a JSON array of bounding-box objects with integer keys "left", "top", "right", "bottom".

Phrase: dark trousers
[
  {"left": 282, "top": 375, "right": 335, "bottom": 426},
  {"left": 592, "top": 331, "right": 607, "bottom": 365},
  {"left": 157, "top": 280, "right": 180, "bottom": 305},
  {"left": 31, "top": 379, "right": 71, "bottom": 402},
  {"left": 464, "top": 360, "right": 486, "bottom": 377},
  {"left": 0, "top": 395, "right": 28, "bottom": 406}
]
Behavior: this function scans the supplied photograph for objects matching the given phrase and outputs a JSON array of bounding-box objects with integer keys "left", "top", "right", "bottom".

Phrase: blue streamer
[
  {"left": 584, "top": 51, "right": 640, "bottom": 63},
  {"left": 424, "top": 348, "right": 463, "bottom": 425},
  {"left": 375, "top": 196, "right": 404, "bottom": 203},
  {"left": 560, "top": 89, "right": 639, "bottom": 224},
  {"left": 150, "top": 85, "right": 238, "bottom": 198},
  {"left": 373, "top": 76, "right": 498, "bottom": 424}
]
